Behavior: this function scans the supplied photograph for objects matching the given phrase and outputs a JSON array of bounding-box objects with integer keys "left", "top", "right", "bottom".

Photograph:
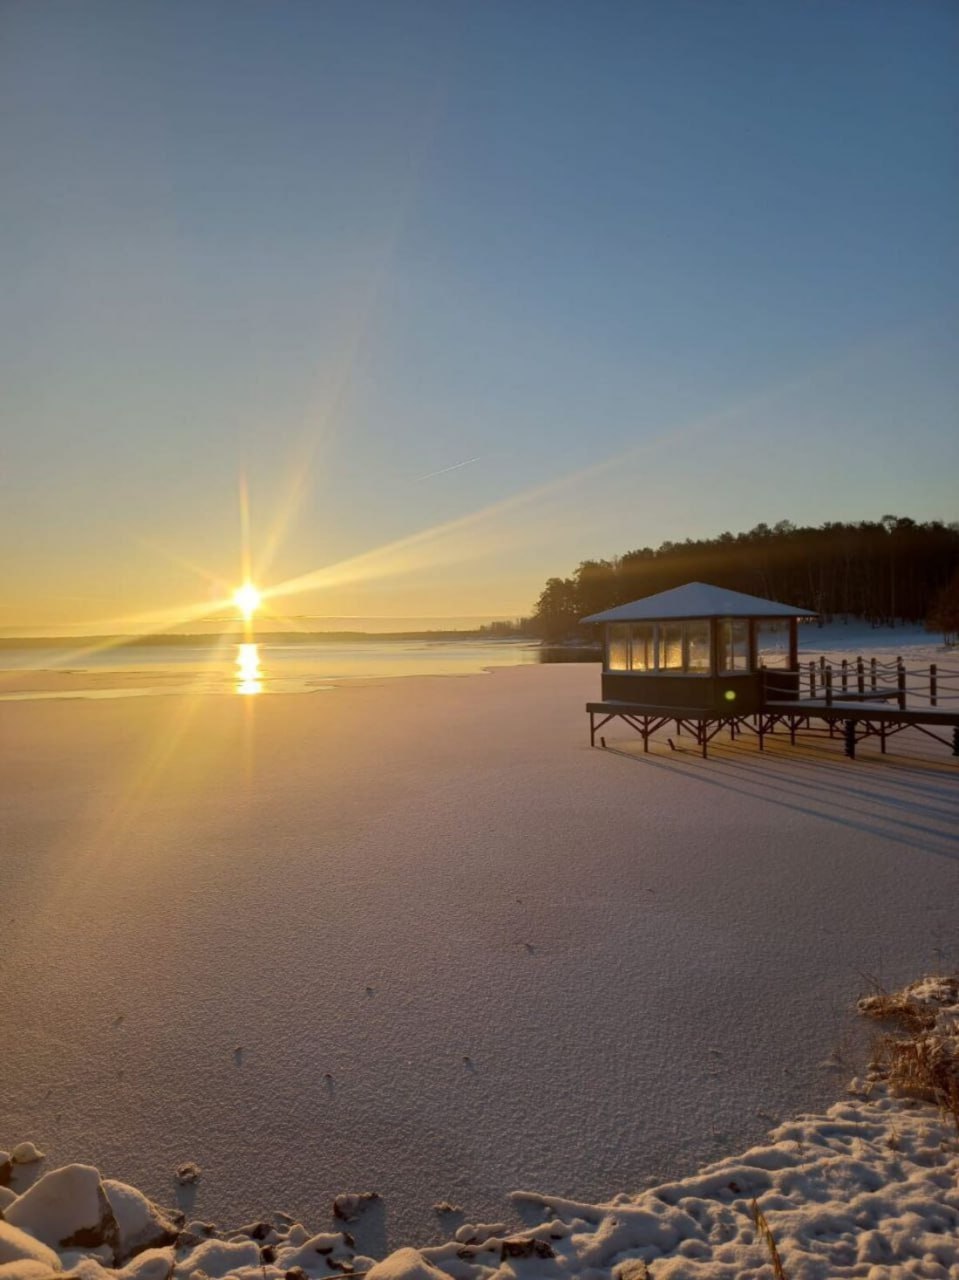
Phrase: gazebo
[
  {"left": 581, "top": 581, "right": 959, "bottom": 762},
  {"left": 582, "top": 582, "right": 814, "bottom": 717}
]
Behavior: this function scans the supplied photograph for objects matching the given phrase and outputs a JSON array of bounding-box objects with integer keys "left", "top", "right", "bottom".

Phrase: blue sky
[{"left": 1, "top": 0, "right": 957, "bottom": 629}]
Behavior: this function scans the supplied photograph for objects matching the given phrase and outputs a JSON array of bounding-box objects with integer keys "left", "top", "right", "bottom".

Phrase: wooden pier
[
  {"left": 581, "top": 583, "right": 959, "bottom": 762},
  {"left": 588, "top": 661, "right": 959, "bottom": 761}
]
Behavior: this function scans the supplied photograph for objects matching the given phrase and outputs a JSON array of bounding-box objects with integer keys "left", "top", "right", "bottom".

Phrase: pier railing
[{"left": 763, "top": 655, "right": 959, "bottom": 710}]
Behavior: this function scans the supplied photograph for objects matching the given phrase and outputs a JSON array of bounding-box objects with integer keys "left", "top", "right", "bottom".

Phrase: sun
[{"left": 233, "top": 582, "right": 262, "bottom": 621}]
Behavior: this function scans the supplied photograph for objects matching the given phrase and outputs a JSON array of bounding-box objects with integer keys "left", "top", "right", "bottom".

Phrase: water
[{"left": 0, "top": 638, "right": 599, "bottom": 701}]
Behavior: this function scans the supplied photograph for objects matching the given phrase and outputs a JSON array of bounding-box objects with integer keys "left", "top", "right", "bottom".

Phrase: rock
[
  {"left": 364, "top": 1250, "right": 450, "bottom": 1280},
  {"left": 9, "top": 1149, "right": 44, "bottom": 1168},
  {"left": 59, "top": 1261, "right": 113, "bottom": 1280},
  {"left": 103, "top": 1181, "right": 178, "bottom": 1264},
  {"left": 57, "top": 1247, "right": 113, "bottom": 1271},
  {"left": 234, "top": 1223, "right": 272, "bottom": 1242},
  {"left": 0, "top": 1158, "right": 12, "bottom": 1190},
  {"left": 0, "top": 1188, "right": 18, "bottom": 1212},
  {"left": 117, "top": 1247, "right": 175, "bottom": 1280},
  {"left": 277, "top": 1233, "right": 353, "bottom": 1275},
  {"left": 182, "top": 1224, "right": 216, "bottom": 1241},
  {"left": 173, "top": 1167, "right": 200, "bottom": 1188},
  {"left": 4, "top": 1167, "right": 117, "bottom": 1259},
  {"left": 0, "top": 1262, "right": 60, "bottom": 1280},
  {"left": 174, "top": 1239, "right": 260, "bottom": 1279},
  {"left": 499, "top": 1239, "right": 555, "bottom": 1261},
  {"left": 0, "top": 1223, "right": 61, "bottom": 1272},
  {"left": 331, "top": 1195, "right": 378, "bottom": 1225},
  {"left": 453, "top": 1224, "right": 505, "bottom": 1245}
]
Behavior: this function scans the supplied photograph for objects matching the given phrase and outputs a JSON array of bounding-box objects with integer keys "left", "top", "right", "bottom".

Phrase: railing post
[
  {"left": 870, "top": 657, "right": 877, "bottom": 691},
  {"left": 896, "top": 657, "right": 906, "bottom": 710},
  {"left": 856, "top": 656, "right": 864, "bottom": 695},
  {"left": 809, "top": 660, "right": 816, "bottom": 699},
  {"left": 930, "top": 663, "right": 937, "bottom": 707},
  {"left": 841, "top": 658, "right": 848, "bottom": 693},
  {"left": 825, "top": 667, "right": 833, "bottom": 707}
]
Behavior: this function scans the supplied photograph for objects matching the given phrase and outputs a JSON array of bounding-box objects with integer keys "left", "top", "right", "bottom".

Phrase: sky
[{"left": 1, "top": 0, "right": 957, "bottom": 633}]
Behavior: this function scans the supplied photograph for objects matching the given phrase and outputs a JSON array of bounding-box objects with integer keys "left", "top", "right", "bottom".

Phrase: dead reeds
[{"left": 859, "top": 976, "right": 959, "bottom": 1133}]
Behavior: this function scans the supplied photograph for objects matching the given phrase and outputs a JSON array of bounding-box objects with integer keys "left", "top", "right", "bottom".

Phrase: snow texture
[
  {"left": 1, "top": 1034, "right": 958, "bottom": 1277},
  {"left": 0, "top": 1222, "right": 62, "bottom": 1272}
]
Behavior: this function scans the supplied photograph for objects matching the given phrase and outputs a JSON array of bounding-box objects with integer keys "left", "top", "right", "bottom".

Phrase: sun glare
[
  {"left": 235, "top": 642, "right": 262, "bottom": 695},
  {"left": 233, "top": 582, "right": 262, "bottom": 620}
]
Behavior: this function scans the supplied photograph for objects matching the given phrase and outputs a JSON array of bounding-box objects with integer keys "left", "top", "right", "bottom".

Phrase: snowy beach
[{"left": 2, "top": 657, "right": 957, "bottom": 1254}]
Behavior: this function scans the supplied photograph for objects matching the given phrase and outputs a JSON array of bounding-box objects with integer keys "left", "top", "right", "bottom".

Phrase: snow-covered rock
[
  {"left": 276, "top": 1232, "right": 354, "bottom": 1276},
  {"left": 116, "top": 1247, "right": 175, "bottom": 1280},
  {"left": 331, "top": 1193, "right": 379, "bottom": 1224},
  {"left": 173, "top": 1238, "right": 260, "bottom": 1279},
  {"left": 57, "top": 1248, "right": 113, "bottom": 1271},
  {"left": 0, "top": 1188, "right": 18, "bottom": 1211},
  {"left": 4, "top": 1167, "right": 117, "bottom": 1257},
  {"left": 0, "top": 1223, "right": 61, "bottom": 1272},
  {"left": 0, "top": 1261, "right": 59, "bottom": 1280},
  {"left": 61, "top": 1261, "right": 112, "bottom": 1280},
  {"left": 9, "top": 1148, "right": 44, "bottom": 1168},
  {"left": 365, "top": 1248, "right": 450, "bottom": 1280},
  {"left": 102, "top": 1182, "right": 177, "bottom": 1264}
]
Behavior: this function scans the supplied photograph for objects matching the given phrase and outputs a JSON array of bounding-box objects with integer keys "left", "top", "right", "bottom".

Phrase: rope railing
[{"left": 780, "top": 655, "right": 959, "bottom": 708}]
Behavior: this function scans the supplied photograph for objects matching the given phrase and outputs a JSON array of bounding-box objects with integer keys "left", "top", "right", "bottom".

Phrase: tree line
[{"left": 532, "top": 517, "right": 959, "bottom": 641}]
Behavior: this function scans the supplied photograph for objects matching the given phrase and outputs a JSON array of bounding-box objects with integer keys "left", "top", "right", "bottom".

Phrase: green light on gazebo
[{"left": 724, "top": 689, "right": 737, "bottom": 702}]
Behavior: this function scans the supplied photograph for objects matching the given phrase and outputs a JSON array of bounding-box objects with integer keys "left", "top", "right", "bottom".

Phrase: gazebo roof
[{"left": 581, "top": 582, "right": 814, "bottom": 624}]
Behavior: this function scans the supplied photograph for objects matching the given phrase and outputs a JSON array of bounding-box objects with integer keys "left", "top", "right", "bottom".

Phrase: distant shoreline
[{"left": 0, "top": 630, "right": 540, "bottom": 649}]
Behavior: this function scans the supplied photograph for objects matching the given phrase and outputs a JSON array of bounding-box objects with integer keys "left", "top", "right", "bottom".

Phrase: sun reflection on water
[{"left": 235, "top": 643, "right": 262, "bottom": 695}]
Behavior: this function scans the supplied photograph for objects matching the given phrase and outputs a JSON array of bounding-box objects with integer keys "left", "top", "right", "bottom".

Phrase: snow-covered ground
[
  {"left": 2, "top": 975, "right": 957, "bottom": 1278},
  {"left": 2, "top": 656, "right": 958, "bottom": 1256},
  {"left": 796, "top": 620, "right": 943, "bottom": 657}
]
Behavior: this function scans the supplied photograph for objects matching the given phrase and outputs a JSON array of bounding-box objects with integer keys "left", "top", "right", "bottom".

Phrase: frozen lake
[{"left": 2, "top": 658, "right": 956, "bottom": 1253}]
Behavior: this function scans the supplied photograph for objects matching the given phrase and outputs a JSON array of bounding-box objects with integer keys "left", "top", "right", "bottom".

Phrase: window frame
[
  {"left": 718, "top": 617, "right": 751, "bottom": 674},
  {"left": 604, "top": 619, "right": 718, "bottom": 676}
]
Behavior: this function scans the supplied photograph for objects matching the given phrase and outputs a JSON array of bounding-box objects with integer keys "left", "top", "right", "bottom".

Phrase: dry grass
[
  {"left": 749, "top": 1199, "right": 787, "bottom": 1280},
  {"left": 858, "top": 976, "right": 959, "bottom": 1133}
]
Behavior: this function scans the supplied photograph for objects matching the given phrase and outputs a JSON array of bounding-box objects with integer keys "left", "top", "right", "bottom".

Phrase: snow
[
  {"left": 173, "top": 1239, "right": 260, "bottom": 1278},
  {"left": 0, "top": 1222, "right": 62, "bottom": 1272},
  {"left": 582, "top": 582, "right": 810, "bottom": 623},
  {"left": 0, "top": 1263, "right": 63, "bottom": 1280},
  {"left": 797, "top": 620, "right": 948, "bottom": 661},
  {"left": 1, "top": 656, "right": 958, "bottom": 1255},
  {"left": 2, "top": 1057, "right": 958, "bottom": 1277},
  {"left": 103, "top": 1180, "right": 177, "bottom": 1263},
  {"left": 4, "top": 1165, "right": 113, "bottom": 1253}
]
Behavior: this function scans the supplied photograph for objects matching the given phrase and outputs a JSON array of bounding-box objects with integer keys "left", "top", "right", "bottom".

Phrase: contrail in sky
[{"left": 415, "top": 456, "right": 483, "bottom": 482}]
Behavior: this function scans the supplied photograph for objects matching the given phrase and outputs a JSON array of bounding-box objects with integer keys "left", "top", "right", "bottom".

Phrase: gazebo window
[
  {"left": 629, "top": 623, "right": 655, "bottom": 671},
  {"left": 660, "top": 623, "right": 684, "bottom": 671},
  {"left": 757, "top": 620, "right": 789, "bottom": 668},
  {"left": 608, "top": 624, "right": 630, "bottom": 671},
  {"left": 685, "top": 621, "right": 711, "bottom": 673},
  {"left": 719, "top": 618, "right": 749, "bottom": 672}
]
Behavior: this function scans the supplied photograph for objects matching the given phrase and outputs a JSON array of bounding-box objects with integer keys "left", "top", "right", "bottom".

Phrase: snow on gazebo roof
[{"left": 581, "top": 581, "right": 814, "bottom": 624}]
